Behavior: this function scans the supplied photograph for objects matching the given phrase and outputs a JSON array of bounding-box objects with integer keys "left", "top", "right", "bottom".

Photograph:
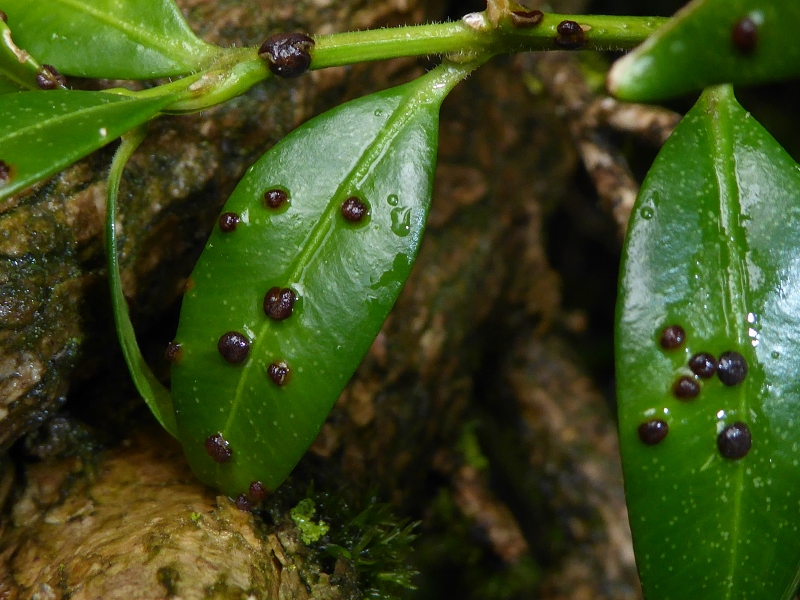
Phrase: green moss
[
  {"left": 156, "top": 566, "right": 181, "bottom": 597},
  {"left": 290, "top": 498, "right": 331, "bottom": 545},
  {"left": 458, "top": 421, "right": 489, "bottom": 472}
]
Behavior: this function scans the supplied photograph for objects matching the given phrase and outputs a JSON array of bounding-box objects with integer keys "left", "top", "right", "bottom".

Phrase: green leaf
[
  {"left": 617, "top": 85, "right": 800, "bottom": 599},
  {"left": 106, "top": 128, "right": 179, "bottom": 438},
  {"left": 0, "top": 20, "right": 42, "bottom": 91},
  {"left": 0, "top": 90, "right": 175, "bottom": 201},
  {"left": 0, "top": 76, "right": 24, "bottom": 95},
  {"left": 608, "top": 0, "right": 800, "bottom": 101},
  {"left": 2, "top": 0, "right": 219, "bottom": 79},
  {"left": 170, "top": 61, "right": 478, "bottom": 497}
]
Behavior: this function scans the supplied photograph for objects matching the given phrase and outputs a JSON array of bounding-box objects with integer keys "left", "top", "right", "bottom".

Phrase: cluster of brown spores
[{"left": 637, "top": 324, "right": 752, "bottom": 460}]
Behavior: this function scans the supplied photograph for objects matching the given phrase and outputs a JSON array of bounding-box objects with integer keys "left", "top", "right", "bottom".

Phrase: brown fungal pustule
[
  {"left": 555, "top": 20, "right": 586, "bottom": 49},
  {"left": 165, "top": 341, "right": 183, "bottom": 363},
  {"left": 36, "top": 64, "right": 66, "bottom": 90},
  {"left": 267, "top": 361, "right": 291, "bottom": 386},
  {"left": 732, "top": 16, "right": 758, "bottom": 54},
  {"left": 638, "top": 419, "right": 669, "bottom": 445},
  {"left": 0, "top": 160, "right": 11, "bottom": 183},
  {"left": 341, "top": 196, "right": 368, "bottom": 223},
  {"left": 672, "top": 375, "right": 700, "bottom": 400},
  {"left": 689, "top": 352, "right": 717, "bottom": 379},
  {"left": 249, "top": 481, "right": 269, "bottom": 501},
  {"left": 218, "top": 331, "right": 251, "bottom": 364},
  {"left": 235, "top": 494, "right": 254, "bottom": 511},
  {"left": 218, "top": 212, "right": 240, "bottom": 232},
  {"left": 258, "top": 32, "right": 315, "bottom": 78},
  {"left": 717, "top": 351, "right": 748, "bottom": 386},
  {"left": 510, "top": 9, "right": 544, "bottom": 28},
  {"left": 204, "top": 433, "right": 232, "bottom": 463},
  {"left": 264, "top": 188, "right": 289, "bottom": 209},
  {"left": 717, "top": 422, "right": 752, "bottom": 459},
  {"left": 659, "top": 324, "right": 686, "bottom": 350},
  {"left": 263, "top": 287, "right": 296, "bottom": 320}
]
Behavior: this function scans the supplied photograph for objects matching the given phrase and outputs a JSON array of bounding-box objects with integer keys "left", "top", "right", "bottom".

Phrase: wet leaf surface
[{"left": 617, "top": 85, "right": 800, "bottom": 599}]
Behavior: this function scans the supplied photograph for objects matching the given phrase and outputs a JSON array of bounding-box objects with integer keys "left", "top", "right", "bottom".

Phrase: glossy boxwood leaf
[
  {"left": 0, "top": 20, "right": 41, "bottom": 91},
  {"left": 170, "top": 62, "right": 474, "bottom": 497},
  {"left": 608, "top": 0, "right": 800, "bottom": 101},
  {"left": 617, "top": 85, "right": 800, "bottom": 600},
  {"left": 106, "top": 128, "right": 179, "bottom": 438},
  {"left": 0, "top": 90, "right": 175, "bottom": 201},
  {"left": 2, "top": 0, "right": 218, "bottom": 79}
]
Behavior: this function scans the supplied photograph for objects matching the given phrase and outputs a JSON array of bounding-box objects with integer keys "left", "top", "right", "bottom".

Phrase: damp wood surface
[{"left": 0, "top": 0, "right": 642, "bottom": 598}]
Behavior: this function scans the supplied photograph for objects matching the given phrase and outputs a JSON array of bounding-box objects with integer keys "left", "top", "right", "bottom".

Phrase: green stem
[{"left": 164, "top": 12, "right": 667, "bottom": 113}]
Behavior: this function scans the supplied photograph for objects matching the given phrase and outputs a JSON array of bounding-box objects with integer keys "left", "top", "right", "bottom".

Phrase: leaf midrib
[{"left": 708, "top": 87, "right": 750, "bottom": 599}]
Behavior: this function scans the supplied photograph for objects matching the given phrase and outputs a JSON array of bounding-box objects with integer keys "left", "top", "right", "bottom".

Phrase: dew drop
[
  {"left": 217, "top": 332, "right": 251, "bottom": 364},
  {"left": 218, "top": 212, "right": 240, "bottom": 232},
  {"left": 341, "top": 196, "right": 368, "bottom": 223},
  {"left": 267, "top": 361, "right": 291, "bottom": 386},
  {"left": 640, "top": 206, "right": 654, "bottom": 219},
  {"left": 555, "top": 20, "right": 586, "bottom": 49},
  {"left": 374, "top": 109, "right": 384, "bottom": 117},
  {"left": 165, "top": 341, "right": 183, "bottom": 363},
  {"left": 771, "top": 351, "right": 780, "bottom": 359},
  {"left": 263, "top": 287, "right": 296, "bottom": 320},
  {"left": 673, "top": 376, "right": 700, "bottom": 400},
  {"left": 717, "top": 351, "right": 748, "bottom": 386},
  {"left": 264, "top": 188, "right": 289, "bottom": 209},
  {"left": 204, "top": 433, "right": 232, "bottom": 463},
  {"left": 718, "top": 422, "right": 752, "bottom": 459},
  {"left": 390, "top": 207, "right": 411, "bottom": 237},
  {"left": 510, "top": 9, "right": 544, "bottom": 28},
  {"left": 638, "top": 419, "right": 669, "bottom": 445},
  {"left": 386, "top": 194, "right": 399, "bottom": 206},
  {"left": 689, "top": 352, "right": 717, "bottom": 379},
  {"left": 732, "top": 16, "right": 758, "bottom": 54},
  {"left": 659, "top": 324, "right": 686, "bottom": 350},
  {"left": 258, "top": 32, "right": 315, "bottom": 78},
  {"left": 249, "top": 481, "right": 269, "bottom": 501}
]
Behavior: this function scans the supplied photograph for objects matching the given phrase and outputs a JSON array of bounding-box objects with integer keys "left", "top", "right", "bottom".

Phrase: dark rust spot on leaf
[
  {"left": 249, "top": 481, "right": 269, "bottom": 501},
  {"left": 165, "top": 341, "right": 183, "bottom": 363},
  {"left": 717, "top": 351, "right": 747, "bottom": 386},
  {"left": 673, "top": 375, "right": 700, "bottom": 400},
  {"left": 732, "top": 16, "right": 758, "bottom": 54},
  {"left": 555, "top": 20, "right": 586, "bottom": 49},
  {"left": 510, "top": 10, "right": 543, "bottom": 28},
  {"left": 264, "top": 188, "right": 289, "bottom": 209},
  {"left": 218, "top": 332, "right": 250, "bottom": 364},
  {"left": 267, "top": 361, "right": 291, "bottom": 386},
  {"left": 263, "top": 287, "right": 295, "bottom": 320},
  {"left": 218, "top": 212, "right": 240, "bottom": 232},
  {"left": 689, "top": 352, "right": 717, "bottom": 379},
  {"left": 0, "top": 11, "right": 7, "bottom": 23},
  {"left": 717, "top": 422, "right": 751, "bottom": 459},
  {"left": 638, "top": 419, "right": 668, "bottom": 445},
  {"left": 659, "top": 324, "right": 686, "bottom": 350},
  {"left": 258, "top": 32, "right": 315, "bottom": 78},
  {"left": 36, "top": 64, "right": 66, "bottom": 90},
  {"left": 0, "top": 160, "right": 12, "bottom": 184},
  {"left": 341, "top": 196, "right": 368, "bottom": 223},
  {"left": 235, "top": 494, "right": 254, "bottom": 511},
  {"left": 205, "top": 433, "right": 232, "bottom": 463}
]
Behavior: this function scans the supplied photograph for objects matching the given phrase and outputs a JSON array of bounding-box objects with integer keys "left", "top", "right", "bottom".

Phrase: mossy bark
[{"left": 0, "top": 1, "right": 643, "bottom": 598}]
